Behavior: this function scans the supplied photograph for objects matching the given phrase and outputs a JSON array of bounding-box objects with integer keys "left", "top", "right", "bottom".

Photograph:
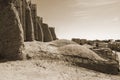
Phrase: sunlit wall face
[{"left": 32, "top": 0, "right": 120, "bottom": 40}]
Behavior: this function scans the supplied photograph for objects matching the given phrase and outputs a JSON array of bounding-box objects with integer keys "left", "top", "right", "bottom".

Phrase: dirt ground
[
  {"left": 0, "top": 40, "right": 120, "bottom": 80},
  {"left": 0, "top": 60, "right": 119, "bottom": 80}
]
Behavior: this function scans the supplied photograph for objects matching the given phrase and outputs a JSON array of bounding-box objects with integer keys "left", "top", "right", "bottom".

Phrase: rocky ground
[{"left": 0, "top": 39, "right": 120, "bottom": 80}]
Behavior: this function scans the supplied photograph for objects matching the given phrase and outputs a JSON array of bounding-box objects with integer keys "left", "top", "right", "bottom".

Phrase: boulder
[{"left": 0, "top": 2, "right": 24, "bottom": 60}]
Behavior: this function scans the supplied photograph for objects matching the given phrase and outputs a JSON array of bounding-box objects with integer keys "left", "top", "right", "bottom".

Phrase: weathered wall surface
[
  {"left": 22, "top": 0, "right": 27, "bottom": 41},
  {"left": 25, "top": 2, "right": 34, "bottom": 41},
  {"left": 14, "top": 0, "right": 27, "bottom": 40},
  {"left": 36, "top": 16, "right": 44, "bottom": 41},
  {"left": 30, "top": 4, "right": 38, "bottom": 41},
  {"left": 49, "top": 27, "right": 57, "bottom": 40},
  {"left": 0, "top": 2, "right": 24, "bottom": 60},
  {"left": 42, "top": 23, "right": 53, "bottom": 42}
]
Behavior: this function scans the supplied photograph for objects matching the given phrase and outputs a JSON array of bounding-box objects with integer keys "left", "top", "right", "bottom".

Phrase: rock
[
  {"left": 0, "top": 2, "right": 24, "bottom": 60},
  {"left": 42, "top": 23, "right": 53, "bottom": 42}
]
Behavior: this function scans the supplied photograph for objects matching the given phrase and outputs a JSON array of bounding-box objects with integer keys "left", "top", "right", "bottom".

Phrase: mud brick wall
[
  {"left": 14, "top": 0, "right": 27, "bottom": 40},
  {"left": 25, "top": 2, "right": 35, "bottom": 41},
  {"left": 36, "top": 16, "right": 44, "bottom": 41},
  {"left": 13, "top": 0, "right": 57, "bottom": 42},
  {"left": 42, "top": 23, "right": 53, "bottom": 42},
  {"left": 0, "top": 0, "right": 58, "bottom": 60},
  {"left": 0, "top": 0, "right": 24, "bottom": 60},
  {"left": 30, "top": 4, "right": 38, "bottom": 41},
  {"left": 22, "top": 0, "right": 27, "bottom": 40},
  {"left": 49, "top": 27, "right": 57, "bottom": 40}
]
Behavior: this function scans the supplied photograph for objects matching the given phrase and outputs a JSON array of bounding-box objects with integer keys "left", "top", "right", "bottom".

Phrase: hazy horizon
[{"left": 32, "top": 0, "right": 120, "bottom": 40}]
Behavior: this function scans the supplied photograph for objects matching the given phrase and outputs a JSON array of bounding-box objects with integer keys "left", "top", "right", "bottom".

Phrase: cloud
[
  {"left": 71, "top": 0, "right": 120, "bottom": 18},
  {"left": 112, "top": 17, "right": 120, "bottom": 22},
  {"left": 71, "top": 0, "right": 120, "bottom": 8}
]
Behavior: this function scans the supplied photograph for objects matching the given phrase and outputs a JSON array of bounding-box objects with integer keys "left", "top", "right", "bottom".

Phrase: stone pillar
[
  {"left": 42, "top": 23, "right": 53, "bottom": 42},
  {"left": 0, "top": 1, "right": 24, "bottom": 60},
  {"left": 30, "top": 4, "right": 38, "bottom": 40},
  {"left": 36, "top": 16, "right": 44, "bottom": 41},
  {"left": 25, "top": 2, "right": 34, "bottom": 41},
  {"left": 49, "top": 27, "right": 57, "bottom": 40}
]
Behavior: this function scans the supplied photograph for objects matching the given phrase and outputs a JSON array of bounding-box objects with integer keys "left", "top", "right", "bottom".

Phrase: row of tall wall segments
[
  {"left": 0, "top": 0, "right": 58, "bottom": 60},
  {"left": 13, "top": 0, "right": 58, "bottom": 42}
]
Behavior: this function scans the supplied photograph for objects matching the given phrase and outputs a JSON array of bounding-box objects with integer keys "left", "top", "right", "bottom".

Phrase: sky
[{"left": 32, "top": 0, "right": 120, "bottom": 40}]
